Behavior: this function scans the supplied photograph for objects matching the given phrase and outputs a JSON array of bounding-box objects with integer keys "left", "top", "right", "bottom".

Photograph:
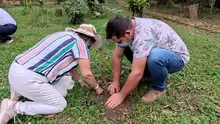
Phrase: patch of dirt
[
  {"left": 98, "top": 91, "right": 132, "bottom": 123},
  {"left": 90, "top": 78, "right": 133, "bottom": 123}
]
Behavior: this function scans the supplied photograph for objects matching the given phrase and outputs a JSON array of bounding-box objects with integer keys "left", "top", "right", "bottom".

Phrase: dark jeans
[
  {"left": 0, "top": 24, "right": 17, "bottom": 43},
  {"left": 124, "top": 47, "right": 184, "bottom": 91}
]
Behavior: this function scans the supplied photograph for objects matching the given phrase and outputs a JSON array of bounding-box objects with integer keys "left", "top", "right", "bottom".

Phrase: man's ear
[{"left": 125, "top": 30, "right": 131, "bottom": 35}]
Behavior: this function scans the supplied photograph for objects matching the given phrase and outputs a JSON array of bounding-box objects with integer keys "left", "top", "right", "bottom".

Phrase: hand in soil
[
  {"left": 96, "top": 87, "right": 103, "bottom": 95},
  {"left": 107, "top": 81, "right": 120, "bottom": 94},
  {"left": 105, "top": 92, "right": 125, "bottom": 109}
]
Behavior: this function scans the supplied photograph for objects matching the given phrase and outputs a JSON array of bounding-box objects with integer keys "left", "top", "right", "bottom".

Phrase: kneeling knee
[
  {"left": 57, "top": 100, "right": 67, "bottom": 112},
  {"left": 147, "top": 56, "right": 163, "bottom": 67}
]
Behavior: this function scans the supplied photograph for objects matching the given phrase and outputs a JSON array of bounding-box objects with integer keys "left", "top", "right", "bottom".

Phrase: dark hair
[
  {"left": 105, "top": 17, "right": 132, "bottom": 39},
  {"left": 77, "top": 33, "right": 95, "bottom": 43}
]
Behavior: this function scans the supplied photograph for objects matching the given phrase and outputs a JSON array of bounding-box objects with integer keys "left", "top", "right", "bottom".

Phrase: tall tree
[
  {"left": 0, "top": 0, "right": 6, "bottom": 5},
  {"left": 188, "top": 0, "right": 200, "bottom": 20},
  {"left": 209, "top": 0, "right": 216, "bottom": 15}
]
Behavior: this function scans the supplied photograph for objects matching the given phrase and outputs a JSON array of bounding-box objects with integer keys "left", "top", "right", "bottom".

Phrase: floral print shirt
[{"left": 131, "top": 17, "right": 190, "bottom": 64}]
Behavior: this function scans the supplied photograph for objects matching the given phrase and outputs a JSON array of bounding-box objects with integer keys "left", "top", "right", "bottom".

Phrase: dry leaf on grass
[
  {"left": 45, "top": 114, "right": 54, "bottom": 119},
  {"left": 167, "top": 83, "right": 173, "bottom": 87},
  {"left": 150, "top": 113, "right": 158, "bottom": 119},
  {"left": 214, "top": 65, "right": 220, "bottom": 68},
  {"left": 162, "top": 105, "right": 170, "bottom": 109},
  {"left": 105, "top": 56, "right": 109, "bottom": 60},
  {"left": 121, "top": 109, "right": 129, "bottom": 115},
  {"left": 215, "top": 106, "right": 220, "bottom": 113},
  {"left": 188, "top": 104, "right": 196, "bottom": 111},
  {"left": 209, "top": 97, "right": 216, "bottom": 102}
]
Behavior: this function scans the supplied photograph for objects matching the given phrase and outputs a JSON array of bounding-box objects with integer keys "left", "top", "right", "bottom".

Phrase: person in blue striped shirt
[{"left": 0, "top": 24, "right": 104, "bottom": 123}]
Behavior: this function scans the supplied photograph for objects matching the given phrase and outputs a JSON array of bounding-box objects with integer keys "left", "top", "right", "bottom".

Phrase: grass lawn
[{"left": 0, "top": 1, "right": 220, "bottom": 124}]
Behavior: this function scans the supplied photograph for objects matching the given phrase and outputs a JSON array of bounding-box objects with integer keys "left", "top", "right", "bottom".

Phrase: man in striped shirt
[{"left": 0, "top": 24, "right": 103, "bottom": 123}]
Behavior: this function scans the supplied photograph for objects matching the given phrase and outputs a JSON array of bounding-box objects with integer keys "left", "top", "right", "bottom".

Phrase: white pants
[{"left": 8, "top": 61, "right": 74, "bottom": 115}]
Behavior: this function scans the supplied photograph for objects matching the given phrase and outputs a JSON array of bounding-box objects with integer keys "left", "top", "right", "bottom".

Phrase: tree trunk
[
  {"left": 55, "top": 8, "right": 62, "bottom": 17},
  {"left": 138, "top": 7, "right": 143, "bottom": 17},
  {"left": 131, "top": 6, "right": 135, "bottom": 16},
  {"left": 210, "top": 0, "right": 216, "bottom": 15},
  {"left": 180, "top": 0, "right": 186, "bottom": 13},
  {"left": 149, "top": 0, "right": 151, "bottom": 6},
  {"left": 57, "top": 0, "right": 61, "bottom": 4},
  {"left": 0, "top": 0, "right": 6, "bottom": 5},
  {"left": 28, "top": 8, "right": 32, "bottom": 22},
  {"left": 166, "top": 0, "right": 171, "bottom": 11},
  {"left": 188, "top": 4, "right": 199, "bottom": 20}
]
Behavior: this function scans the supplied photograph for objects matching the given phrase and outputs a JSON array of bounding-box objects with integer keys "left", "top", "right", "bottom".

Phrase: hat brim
[
  {"left": 90, "top": 35, "right": 103, "bottom": 49},
  {"left": 65, "top": 27, "right": 95, "bottom": 37},
  {"left": 65, "top": 27, "right": 103, "bottom": 49}
]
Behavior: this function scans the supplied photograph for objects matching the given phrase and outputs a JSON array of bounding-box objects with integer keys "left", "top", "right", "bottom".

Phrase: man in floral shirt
[{"left": 105, "top": 17, "right": 190, "bottom": 109}]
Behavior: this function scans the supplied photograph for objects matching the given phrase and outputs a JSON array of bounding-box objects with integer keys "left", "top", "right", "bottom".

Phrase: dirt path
[
  {"left": 144, "top": 10, "right": 220, "bottom": 33},
  {"left": 117, "top": 0, "right": 220, "bottom": 33}
]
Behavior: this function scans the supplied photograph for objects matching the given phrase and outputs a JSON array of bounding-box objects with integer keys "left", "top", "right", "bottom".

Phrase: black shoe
[{"left": 0, "top": 36, "right": 11, "bottom": 43}]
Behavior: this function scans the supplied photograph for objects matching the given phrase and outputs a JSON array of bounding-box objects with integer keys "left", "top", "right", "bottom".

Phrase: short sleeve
[
  {"left": 132, "top": 27, "right": 155, "bottom": 59},
  {"left": 72, "top": 39, "right": 90, "bottom": 60}
]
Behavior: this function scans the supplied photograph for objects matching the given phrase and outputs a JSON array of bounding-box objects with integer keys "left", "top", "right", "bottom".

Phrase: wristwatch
[{"left": 95, "top": 84, "right": 99, "bottom": 90}]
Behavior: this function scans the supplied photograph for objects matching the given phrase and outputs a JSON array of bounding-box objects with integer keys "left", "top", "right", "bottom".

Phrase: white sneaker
[
  {"left": 10, "top": 86, "right": 21, "bottom": 101},
  {"left": 6, "top": 39, "right": 14, "bottom": 44},
  {"left": 0, "top": 99, "right": 17, "bottom": 124}
]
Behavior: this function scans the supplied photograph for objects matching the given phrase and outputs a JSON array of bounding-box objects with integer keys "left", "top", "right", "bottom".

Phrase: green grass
[{"left": 0, "top": 1, "right": 220, "bottom": 124}]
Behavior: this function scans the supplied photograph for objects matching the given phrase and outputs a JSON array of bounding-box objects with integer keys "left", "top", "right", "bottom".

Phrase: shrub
[
  {"left": 87, "top": 0, "right": 121, "bottom": 18},
  {"left": 63, "top": 0, "right": 89, "bottom": 24},
  {"left": 128, "top": 0, "right": 150, "bottom": 17}
]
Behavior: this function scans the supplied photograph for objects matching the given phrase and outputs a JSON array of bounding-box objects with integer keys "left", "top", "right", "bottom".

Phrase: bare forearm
[
  {"left": 77, "top": 59, "right": 99, "bottom": 89},
  {"left": 120, "top": 72, "right": 143, "bottom": 97},
  {"left": 70, "top": 68, "right": 81, "bottom": 81},
  {"left": 70, "top": 68, "right": 97, "bottom": 88},
  {"left": 112, "top": 54, "right": 122, "bottom": 83},
  {"left": 83, "top": 74, "right": 98, "bottom": 88}
]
